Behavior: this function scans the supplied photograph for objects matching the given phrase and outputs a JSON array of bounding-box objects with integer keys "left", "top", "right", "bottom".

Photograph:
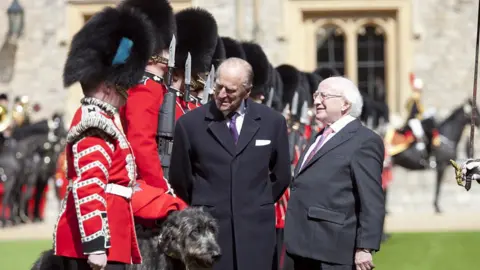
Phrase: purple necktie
[{"left": 229, "top": 112, "right": 239, "bottom": 144}]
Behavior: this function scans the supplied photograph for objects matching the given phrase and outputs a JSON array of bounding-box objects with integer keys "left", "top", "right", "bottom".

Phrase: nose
[{"left": 212, "top": 249, "right": 222, "bottom": 261}]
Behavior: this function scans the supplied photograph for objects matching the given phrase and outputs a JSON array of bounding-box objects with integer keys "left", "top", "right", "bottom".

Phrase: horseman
[{"left": 405, "top": 76, "right": 428, "bottom": 151}]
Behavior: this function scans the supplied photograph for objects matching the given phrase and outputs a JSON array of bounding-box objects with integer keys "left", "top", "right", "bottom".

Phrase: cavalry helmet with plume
[{"left": 63, "top": 6, "right": 155, "bottom": 95}]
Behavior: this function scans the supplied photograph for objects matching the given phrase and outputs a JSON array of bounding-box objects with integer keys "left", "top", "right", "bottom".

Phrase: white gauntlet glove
[{"left": 462, "top": 159, "right": 480, "bottom": 183}]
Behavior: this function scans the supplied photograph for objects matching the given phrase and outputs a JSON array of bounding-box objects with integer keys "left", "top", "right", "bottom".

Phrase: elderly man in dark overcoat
[{"left": 169, "top": 57, "right": 291, "bottom": 270}]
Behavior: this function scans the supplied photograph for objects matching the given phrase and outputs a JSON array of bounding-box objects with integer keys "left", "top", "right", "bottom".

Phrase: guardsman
[
  {"left": 118, "top": 0, "right": 177, "bottom": 191},
  {"left": 173, "top": 7, "right": 220, "bottom": 111},
  {"left": 54, "top": 6, "right": 155, "bottom": 268}
]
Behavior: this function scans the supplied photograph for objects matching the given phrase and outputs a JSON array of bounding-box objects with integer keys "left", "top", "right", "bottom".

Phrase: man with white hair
[{"left": 284, "top": 76, "right": 385, "bottom": 270}]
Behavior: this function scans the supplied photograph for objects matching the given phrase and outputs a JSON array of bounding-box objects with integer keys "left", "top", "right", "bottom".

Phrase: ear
[{"left": 342, "top": 100, "right": 352, "bottom": 112}]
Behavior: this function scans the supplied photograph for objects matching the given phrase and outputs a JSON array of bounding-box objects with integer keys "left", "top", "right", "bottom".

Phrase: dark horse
[
  {"left": 0, "top": 113, "right": 66, "bottom": 226},
  {"left": 390, "top": 99, "right": 480, "bottom": 213}
]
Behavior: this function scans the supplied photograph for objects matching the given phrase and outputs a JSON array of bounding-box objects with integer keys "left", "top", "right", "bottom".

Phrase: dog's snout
[{"left": 212, "top": 251, "right": 222, "bottom": 261}]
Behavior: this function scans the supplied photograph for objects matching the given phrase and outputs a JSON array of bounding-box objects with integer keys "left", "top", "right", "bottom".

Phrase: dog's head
[{"left": 158, "top": 207, "right": 221, "bottom": 268}]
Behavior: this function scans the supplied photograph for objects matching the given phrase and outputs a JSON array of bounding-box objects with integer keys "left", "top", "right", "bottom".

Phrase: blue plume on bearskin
[
  {"left": 221, "top": 37, "right": 246, "bottom": 60},
  {"left": 119, "top": 0, "right": 175, "bottom": 54},
  {"left": 241, "top": 42, "right": 270, "bottom": 98},
  {"left": 175, "top": 7, "right": 218, "bottom": 74},
  {"left": 63, "top": 6, "right": 155, "bottom": 90}
]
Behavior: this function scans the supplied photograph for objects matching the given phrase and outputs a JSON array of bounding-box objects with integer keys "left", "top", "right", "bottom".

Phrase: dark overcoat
[{"left": 169, "top": 98, "right": 291, "bottom": 270}]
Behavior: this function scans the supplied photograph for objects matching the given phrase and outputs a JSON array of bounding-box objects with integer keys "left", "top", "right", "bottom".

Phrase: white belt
[{"left": 105, "top": 184, "right": 133, "bottom": 199}]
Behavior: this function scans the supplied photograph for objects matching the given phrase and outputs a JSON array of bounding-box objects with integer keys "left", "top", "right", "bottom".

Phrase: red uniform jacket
[
  {"left": 187, "top": 96, "right": 202, "bottom": 110},
  {"left": 54, "top": 97, "right": 141, "bottom": 264},
  {"left": 54, "top": 149, "right": 68, "bottom": 200},
  {"left": 120, "top": 74, "right": 169, "bottom": 191},
  {"left": 175, "top": 92, "right": 189, "bottom": 119}
]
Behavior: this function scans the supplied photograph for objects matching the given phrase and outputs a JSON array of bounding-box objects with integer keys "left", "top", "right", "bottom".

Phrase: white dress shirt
[
  {"left": 226, "top": 100, "right": 246, "bottom": 135},
  {"left": 300, "top": 114, "right": 356, "bottom": 169}
]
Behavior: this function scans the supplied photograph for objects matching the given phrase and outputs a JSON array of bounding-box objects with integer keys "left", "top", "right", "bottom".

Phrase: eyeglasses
[
  {"left": 214, "top": 83, "right": 252, "bottom": 95},
  {"left": 313, "top": 92, "right": 343, "bottom": 100}
]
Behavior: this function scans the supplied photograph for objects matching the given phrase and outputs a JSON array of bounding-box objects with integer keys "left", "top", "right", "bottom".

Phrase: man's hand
[
  {"left": 462, "top": 159, "right": 480, "bottom": 182},
  {"left": 87, "top": 252, "right": 107, "bottom": 270},
  {"left": 355, "top": 249, "right": 374, "bottom": 270}
]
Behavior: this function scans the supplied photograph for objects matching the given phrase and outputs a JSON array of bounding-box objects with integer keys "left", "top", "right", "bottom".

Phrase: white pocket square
[{"left": 255, "top": 139, "right": 271, "bottom": 146}]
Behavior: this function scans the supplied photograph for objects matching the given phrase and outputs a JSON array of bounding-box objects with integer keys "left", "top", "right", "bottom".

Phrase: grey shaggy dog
[{"left": 31, "top": 207, "right": 221, "bottom": 270}]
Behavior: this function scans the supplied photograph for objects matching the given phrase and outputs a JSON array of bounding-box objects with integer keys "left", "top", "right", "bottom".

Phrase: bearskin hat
[
  {"left": 63, "top": 6, "right": 155, "bottom": 90},
  {"left": 241, "top": 42, "right": 270, "bottom": 98},
  {"left": 174, "top": 7, "right": 218, "bottom": 76},
  {"left": 119, "top": 0, "right": 175, "bottom": 54},
  {"left": 221, "top": 37, "right": 246, "bottom": 59},
  {"left": 314, "top": 66, "right": 340, "bottom": 80},
  {"left": 212, "top": 37, "right": 226, "bottom": 69},
  {"left": 298, "top": 73, "right": 312, "bottom": 107},
  {"left": 276, "top": 64, "right": 301, "bottom": 114},
  {"left": 304, "top": 72, "right": 322, "bottom": 95},
  {"left": 270, "top": 65, "right": 284, "bottom": 112}
]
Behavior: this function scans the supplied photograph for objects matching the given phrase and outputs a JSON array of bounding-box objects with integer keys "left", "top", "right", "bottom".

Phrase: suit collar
[
  {"left": 329, "top": 115, "right": 356, "bottom": 133},
  {"left": 205, "top": 98, "right": 260, "bottom": 121},
  {"left": 206, "top": 99, "right": 261, "bottom": 156},
  {"left": 295, "top": 119, "right": 362, "bottom": 176}
]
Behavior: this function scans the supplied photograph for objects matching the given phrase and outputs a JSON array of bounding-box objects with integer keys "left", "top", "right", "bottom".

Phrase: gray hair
[
  {"left": 216, "top": 57, "right": 253, "bottom": 88},
  {"left": 319, "top": 76, "right": 363, "bottom": 118}
]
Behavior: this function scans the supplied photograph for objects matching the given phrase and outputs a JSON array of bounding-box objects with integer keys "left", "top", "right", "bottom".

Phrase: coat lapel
[
  {"left": 293, "top": 138, "right": 315, "bottom": 176},
  {"left": 205, "top": 102, "right": 236, "bottom": 156},
  {"left": 297, "top": 119, "right": 361, "bottom": 176},
  {"left": 235, "top": 99, "right": 260, "bottom": 156}
]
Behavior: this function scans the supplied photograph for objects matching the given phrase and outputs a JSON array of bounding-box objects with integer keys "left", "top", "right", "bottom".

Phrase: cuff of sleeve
[{"left": 82, "top": 236, "right": 108, "bottom": 255}]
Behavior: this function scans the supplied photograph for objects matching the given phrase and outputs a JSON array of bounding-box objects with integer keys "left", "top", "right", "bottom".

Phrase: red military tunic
[
  {"left": 54, "top": 149, "right": 68, "bottom": 200},
  {"left": 187, "top": 96, "right": 202, "bottom": 110},
  {"left": 120, "top": 73, "right": 170, "bottom": 191},
  {"left": 54, "top": 97, "right": 141, "bottom": 264},
  {"left": 175, "top": 91, "right": 189, "bottom": 120}
]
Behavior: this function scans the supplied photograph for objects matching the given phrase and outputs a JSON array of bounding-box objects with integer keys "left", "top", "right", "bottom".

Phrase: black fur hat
[
  {"left": 270, "top": 65, "right": 284, "bottom": 112},
  {"left": 276, "top": 64, "right": 301, "bottom": 113},
  {"left": 174, "top": 7, "right": 218, "bottom": 75},
  {"left": 314, "top": 66, "right": 340, "bottom": 80},
  {"left": 241, "top": 42, "right": 270, "bottom": 98},
  {"left": 63, "top": 6, "right": 155, "bottom": 90},
  {"left": 304, "top": 72, "right": 322, "bottom": 95},
  {"left": 119, "top": 0, "right": 175, "bottom": 54},
  {"left": 212, "top": 37, "right": 226, "bottom": 69},
  {"left": 221, "top": 37, "right": 246, "bottom": 59}
]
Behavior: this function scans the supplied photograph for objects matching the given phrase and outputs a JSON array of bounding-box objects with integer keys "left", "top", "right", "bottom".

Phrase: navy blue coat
[{"left": 169, "top": 98, "right": 291, "bottom": 270}]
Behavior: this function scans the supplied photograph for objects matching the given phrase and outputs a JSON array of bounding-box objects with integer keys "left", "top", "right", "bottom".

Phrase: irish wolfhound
[{"left": 31, "top": 207, "right": 221, "bottom": 270}]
